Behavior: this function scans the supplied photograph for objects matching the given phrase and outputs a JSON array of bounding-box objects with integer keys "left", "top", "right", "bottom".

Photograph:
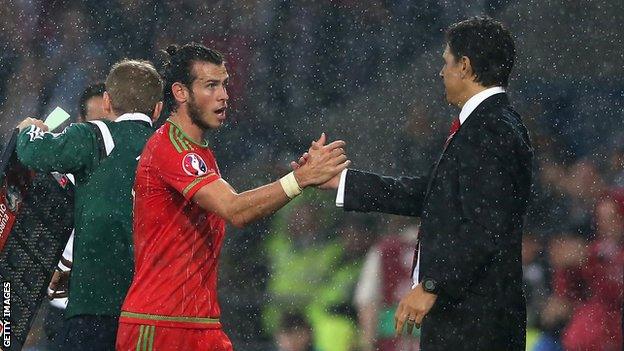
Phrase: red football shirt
[{"left": 120, "top": 120, "right": 226, "bottom": 329}]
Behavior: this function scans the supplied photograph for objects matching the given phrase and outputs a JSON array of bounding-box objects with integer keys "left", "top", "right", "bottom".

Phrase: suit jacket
[{"left": 344, "top": 93, "right": 533, "bottom": 350}]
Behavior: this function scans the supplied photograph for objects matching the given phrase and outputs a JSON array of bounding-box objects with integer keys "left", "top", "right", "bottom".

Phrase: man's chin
[
  {"left": 204, "top": 121, "right": 224, "bottom": 130},
  {"left": 444, "top": 94, "right": 458, "bottom": 107},
  {"left": 210, "top": 117, "right": 226, "bottom": 128},
  {"left": 190, "top": 115, "right": 222, "bottom": 130}
]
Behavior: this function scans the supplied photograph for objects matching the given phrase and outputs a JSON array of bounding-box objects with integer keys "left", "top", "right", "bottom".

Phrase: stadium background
[{"left": 0, "top": 1, "right": 622, "bottom": 350}]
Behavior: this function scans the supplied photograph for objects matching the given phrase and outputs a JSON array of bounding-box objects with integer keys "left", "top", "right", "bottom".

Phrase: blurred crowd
[{"left": 1, "top": 1, "right": 622, "bottom": 350}]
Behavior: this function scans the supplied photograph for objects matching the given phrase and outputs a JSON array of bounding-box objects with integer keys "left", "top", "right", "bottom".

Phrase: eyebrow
[{"left": 198, "top": 77, "right": 229, "bottom": 84}]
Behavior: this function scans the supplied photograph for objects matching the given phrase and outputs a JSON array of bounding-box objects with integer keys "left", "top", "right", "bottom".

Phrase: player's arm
[
  {"left": 16, "top": 117, "right": 96, "bottom": 174},
  {"left": 192, "top": 140, "right": 349, "bottom": 228}
]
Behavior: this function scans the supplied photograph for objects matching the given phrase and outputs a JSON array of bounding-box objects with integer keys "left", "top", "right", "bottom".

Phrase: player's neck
[{"left": 169, "top": 113, "right": 204, "bottom": 143}]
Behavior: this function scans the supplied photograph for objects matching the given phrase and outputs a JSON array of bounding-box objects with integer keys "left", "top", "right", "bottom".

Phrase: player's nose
[{"left": 220, "top": 86, "right": 229, "bottom": 101}]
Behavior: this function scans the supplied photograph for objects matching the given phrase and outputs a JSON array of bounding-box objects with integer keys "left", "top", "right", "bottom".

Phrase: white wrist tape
[{"left": 279, "top": 172, "right": 302, "bottom": 199}]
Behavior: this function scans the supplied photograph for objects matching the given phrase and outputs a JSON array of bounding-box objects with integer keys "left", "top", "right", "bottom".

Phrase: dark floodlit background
[{"left": 1, "top": 1, "right": 623, "bottom": 350}]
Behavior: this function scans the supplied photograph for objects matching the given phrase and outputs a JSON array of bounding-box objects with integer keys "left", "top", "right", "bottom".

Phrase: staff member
[{"left": 302, "top": 16, "right": 533, "bottom": 350}]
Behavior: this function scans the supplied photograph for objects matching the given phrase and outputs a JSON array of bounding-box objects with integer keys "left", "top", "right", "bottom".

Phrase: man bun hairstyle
[
  {"left": 105, "top": 59, "right": 163, "bottom": 116},
  {"left": 160, "top": 42, "right": 225, "bottom": 112},
  {"left": 164, "top": 45, "right": 178, "bottom": 57},
  {"left": 445, "top": 16, "right": 516, "bottom": 87}
]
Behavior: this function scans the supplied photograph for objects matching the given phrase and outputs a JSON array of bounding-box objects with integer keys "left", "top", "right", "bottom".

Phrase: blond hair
[{"left": 105, "top": 59, "right": 163, "bottom": 116}]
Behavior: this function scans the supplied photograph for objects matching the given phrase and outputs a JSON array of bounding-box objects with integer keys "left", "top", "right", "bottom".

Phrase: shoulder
[
  {"left": 111, "top": 121, "right": 155, "bottom": 146},
  {"left": 143, "top": 124, "right": 214, "bottom": 168},
  {"left": 148, "top": 122, "right": 192, "bottom": 155},
  {"left": 91, "top": 119, "right": 153, "bottom": 137},
  {"left": 86, "top": 118, "right": 113, "bottom": 126},
  {"left": 83, "top": 119, "right": 117, "bottom": 139},
  {"left": 461, "top": 107, "right": 524, "bottom": 151},
  {"left": 56, "top": 122, "right": 95, "bottom": 134},
  {"left": 84, "top": 119, "right": 114, "bottom": 133},
  {"left": 46, "top": 122, "right": 97, "bottom": 141},
  {"left": 144, "top": 123, "right": 176, "bottom": 154}
]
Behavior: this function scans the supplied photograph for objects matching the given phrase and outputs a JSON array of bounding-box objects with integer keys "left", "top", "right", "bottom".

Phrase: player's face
[
  {"left": 440, "top": 44, "right": 464, "bottom": 107},
  {"left": 187, "top": 62, "right": 229, "bottom": 130}
]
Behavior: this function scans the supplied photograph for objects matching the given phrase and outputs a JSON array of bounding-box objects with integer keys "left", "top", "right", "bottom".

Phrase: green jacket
[{"left": 16, "top": 114, "right": 153, "bottom": 318}]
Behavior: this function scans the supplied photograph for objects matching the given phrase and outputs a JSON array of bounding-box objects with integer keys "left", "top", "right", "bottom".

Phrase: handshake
[{"left": 288, "top": 133, "right": 349, "bottom": 191}]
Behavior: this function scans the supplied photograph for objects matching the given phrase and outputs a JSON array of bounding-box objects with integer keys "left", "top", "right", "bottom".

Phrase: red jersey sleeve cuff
[{"left": 181, "top": 173, "right": 220, "bottom": 200}]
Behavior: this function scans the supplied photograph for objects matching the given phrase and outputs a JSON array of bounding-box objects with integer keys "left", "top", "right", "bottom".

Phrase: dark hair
[
  {"left": 445, "top": 16, "right": 515, "bottom": 87},
  {"left": 160, "top": 43, "right": 224, "bottom": 112},
  {"left": 78, "top": 82, "right": 105, "bottom": 120},
  {"left": 105, "top": 59, "right": 164, "bottom": 116}
]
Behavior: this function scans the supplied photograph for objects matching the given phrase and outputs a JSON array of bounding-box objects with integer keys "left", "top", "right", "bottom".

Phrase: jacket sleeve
[
  {"left": 422, "top": 129, "right": 519, "bottom": 299},
  {"left": 344, "top": 169, "right": 428, "bottom": 216},
  {"left": 16, "top": 123, "right": 98, "bottom": 174}
]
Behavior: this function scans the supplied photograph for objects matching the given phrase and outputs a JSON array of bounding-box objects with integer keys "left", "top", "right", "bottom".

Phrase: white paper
[{"left": 44, "top": 107, "right": 71, "bottom": 131}]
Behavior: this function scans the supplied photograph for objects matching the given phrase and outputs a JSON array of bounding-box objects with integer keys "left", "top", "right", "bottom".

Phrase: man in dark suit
[{"left": 295, "top": 16, "right": 532, "bottom": 350}]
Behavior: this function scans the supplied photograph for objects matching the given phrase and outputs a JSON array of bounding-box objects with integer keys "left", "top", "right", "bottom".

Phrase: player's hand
[
  {"left": 291, "top": 133, "right": 345, "bottom": 189},
  {"left": 47, "top": 269, "right": 70, "bottom": 300},
  {"left": 290, "top": 134, "right": 324, "bottom": 170},
  {"left": 394, "top": 283, "right": 437, "bottom": 336},
  {"left": 289, "top": 152, "right": 309, "bottom": 170},
  {"left": 17, "top": 117, "right": 48, "bottom": 132},
  {"left": 293, "top": 133, "right": 349, "bottom": 188}
]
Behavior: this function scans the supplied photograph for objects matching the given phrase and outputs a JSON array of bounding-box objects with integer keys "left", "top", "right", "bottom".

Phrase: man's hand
[
  {"left": 292, "top": 133, "right": 349, "bottom": 188},
  {"left": 394, "top": 283, "right": 438, "bottom": 336},
  {"left": 290, "top": 133, "right": 324, "bottom": 171},
  {"left": 17, "top": 117, "right": 48, "bottom": 132},
  {"left": 47, "top": 269, "right": 70, "bottom": 300},
  {"left": 291, "top": 133, "right": 344, "bottom": 189}
]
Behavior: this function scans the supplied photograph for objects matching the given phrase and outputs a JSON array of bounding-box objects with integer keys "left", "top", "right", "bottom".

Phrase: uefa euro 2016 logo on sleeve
[
  {"left": 182, "top": 153, "right": 209, "bottom": 177},
  {"left": 1, "top": 281, "right": 10, "bottom": 348}
]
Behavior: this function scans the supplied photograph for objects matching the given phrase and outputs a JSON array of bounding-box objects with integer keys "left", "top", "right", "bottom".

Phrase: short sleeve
[{"left": 153, "top": 148, "right": 221, "bottom": 200}]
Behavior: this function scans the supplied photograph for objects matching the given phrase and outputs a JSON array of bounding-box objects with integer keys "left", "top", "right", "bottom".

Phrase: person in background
[
  {"left": 561, "top": 193, "right": 623, "bottom": 350},
  {"left": 531, "top": 232, "right": 585, "bottom": 351},
  {"left": 274, "top": 312, "right": 318, "bottom": 351},
  {"left": 77, "top": 82, "right": 108, "bottom": 122},
  {"left": 521, "top": 232, "right": 549, "bottom": 350},
  {"left": 354, "top": 221, "right": 419, "bottom": 351}
]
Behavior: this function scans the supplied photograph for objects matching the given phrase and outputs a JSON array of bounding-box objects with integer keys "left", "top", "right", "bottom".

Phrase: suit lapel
[
  {"left": 422, "top": 132, "right": 458, "bottom": 204},
  {"left": 422, "top": 94, "right": 508, "bottom": 203}
]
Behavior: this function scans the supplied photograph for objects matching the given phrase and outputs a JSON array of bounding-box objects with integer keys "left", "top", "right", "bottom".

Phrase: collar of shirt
[
  {"left": 115, "top": 113, "right": 153, "bottom": 126},
  {"left": 458, "top": 86, "right": 506, "bottom": 125}
]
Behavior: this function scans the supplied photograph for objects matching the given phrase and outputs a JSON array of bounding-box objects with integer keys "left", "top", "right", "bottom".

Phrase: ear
[
  {"left": 102, "top": 91, "right": 114, "bottom": 115},
  {"left": 460, "top": 56, "right": 474, "bottom": 80},
  {"left": 152, "top": 101, "right": 163, "bottom": 121},
  {"left": 171, "top": 82, "right": 189, "bottom": 105}
]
